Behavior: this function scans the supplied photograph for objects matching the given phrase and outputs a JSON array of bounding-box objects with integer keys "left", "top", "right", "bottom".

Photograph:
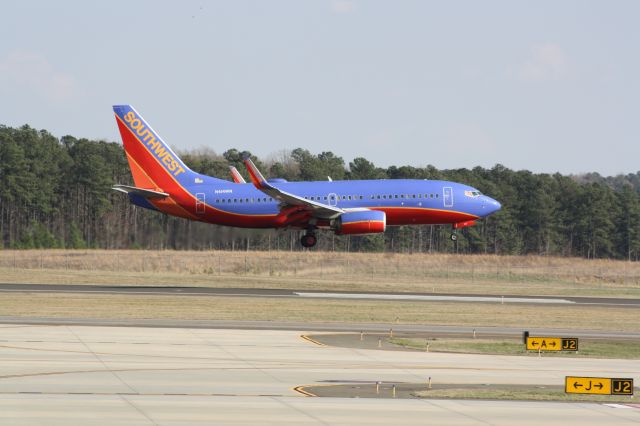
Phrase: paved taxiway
[
  {"left": 2, "top": 283, "right": 639, "bottom": 307},
  {"left": 0, "top": 324, "right": 638, "bottom": 425}
]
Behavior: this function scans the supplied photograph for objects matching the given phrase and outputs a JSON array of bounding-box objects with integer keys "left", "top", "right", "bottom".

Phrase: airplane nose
[
  {"left": 481, "top": 196, "right": 501, "bottom": 215},
  {"left": 488, "top": 198, "right": 501, "bottom": 214}
]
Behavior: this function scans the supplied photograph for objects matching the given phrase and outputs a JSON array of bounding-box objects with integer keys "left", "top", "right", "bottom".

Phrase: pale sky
[{"left": 1, "top": 1, "right": 639, "bottom": 175}]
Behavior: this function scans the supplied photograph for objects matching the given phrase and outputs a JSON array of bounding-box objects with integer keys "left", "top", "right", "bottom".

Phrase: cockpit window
[{"left": 464, "top": 190, "right": 482, "bottom": 197}]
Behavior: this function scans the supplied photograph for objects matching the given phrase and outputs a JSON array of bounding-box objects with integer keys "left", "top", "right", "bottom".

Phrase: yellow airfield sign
[
  {"left": 565, "top": 377, "right": 611, "bottom": 394},
  {"left": 526, "top": 337, "right": 578, "bottom": 351},
  {"left": 565, "top": 377, "right": 634, "bottom": 395}
]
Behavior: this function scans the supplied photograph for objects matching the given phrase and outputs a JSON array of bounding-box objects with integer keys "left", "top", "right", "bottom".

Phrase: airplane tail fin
[{"left": 113, "top": 105, "right": 221, "bottom": 191}]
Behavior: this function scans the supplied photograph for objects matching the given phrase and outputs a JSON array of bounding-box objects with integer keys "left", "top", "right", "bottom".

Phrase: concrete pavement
[{"left": 0, "top": 324, "right": 638, "bottom": 424}]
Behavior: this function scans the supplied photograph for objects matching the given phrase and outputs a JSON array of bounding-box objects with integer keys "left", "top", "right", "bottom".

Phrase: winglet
[
  {"left": 243, "top": 157, "right": 269, "bottom": 190},
  {"left": 229, "top": 166, "right": 246, "bottom": 184}
]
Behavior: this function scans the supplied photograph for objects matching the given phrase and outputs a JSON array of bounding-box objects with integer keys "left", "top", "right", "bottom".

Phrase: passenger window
[{"left": 382, "top": 195, "right": 386, "bottom": 199}]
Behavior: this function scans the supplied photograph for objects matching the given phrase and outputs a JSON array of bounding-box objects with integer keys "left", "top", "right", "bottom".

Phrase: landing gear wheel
[
  {"left": 450, "top": 233, "right": 458, "bottom": 241},
  {"left": 301, "top": 233, "right": 317, "bottom": 248}
]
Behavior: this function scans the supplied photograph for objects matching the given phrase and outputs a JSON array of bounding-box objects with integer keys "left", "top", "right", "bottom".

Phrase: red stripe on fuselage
[{"left": 372, "top": 207, "right": 478, "bottom": 226}]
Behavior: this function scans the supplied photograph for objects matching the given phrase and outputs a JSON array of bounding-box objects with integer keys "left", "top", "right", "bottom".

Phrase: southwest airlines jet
[{"left": 112, "top": 105, "right": 501, "bottom": 248}]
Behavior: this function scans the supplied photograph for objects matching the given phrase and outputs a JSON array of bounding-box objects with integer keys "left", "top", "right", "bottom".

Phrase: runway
[
  {"left": 0, "top": 324, "right": 638, "bottom": 425},
  {"left": 2, "top": 283, "right": 639, "bottom": 307}
]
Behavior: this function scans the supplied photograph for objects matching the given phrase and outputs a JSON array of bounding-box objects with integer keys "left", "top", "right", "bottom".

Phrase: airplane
[{"left": 112, "top": 105, "right": 501, "bottom": 248}]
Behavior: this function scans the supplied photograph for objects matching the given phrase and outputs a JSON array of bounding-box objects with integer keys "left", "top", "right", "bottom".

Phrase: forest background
[{"left": 2, "top": 124, "right": 639, "bottom": 259}]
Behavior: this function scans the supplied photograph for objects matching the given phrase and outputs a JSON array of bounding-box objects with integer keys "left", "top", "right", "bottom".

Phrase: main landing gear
[{"left": 301, "top": 232, "right": 318, "bottom": 248}]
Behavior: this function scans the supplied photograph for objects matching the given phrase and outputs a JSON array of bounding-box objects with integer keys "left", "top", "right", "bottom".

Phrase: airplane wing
[
  {"left": 229, "top": 166, "right": 246, "bottom": 184},
  {"left": 243, "top": 157, "right": 344, "bottom": 219},
  {"left": 112, "top": 184, "right": 169, "bottom": 199}
]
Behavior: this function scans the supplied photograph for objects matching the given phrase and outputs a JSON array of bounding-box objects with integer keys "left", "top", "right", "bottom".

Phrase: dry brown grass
[
  {"left": 412, "top": 387, "right": 637, "bottom": 402},
  {"left": 1, "top": 250, "right": 639, "bottom": 297},
  {"left": 0, "top": 293, "right": 638, "bottom": 331}
]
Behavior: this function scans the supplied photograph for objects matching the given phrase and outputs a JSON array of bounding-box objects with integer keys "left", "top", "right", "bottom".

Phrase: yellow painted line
[
  {"left": 292, "top": 385, "right": 317, "bottom": 397},
  {"left": 300, "top": 334, "right": 326, "bottom": 347}
]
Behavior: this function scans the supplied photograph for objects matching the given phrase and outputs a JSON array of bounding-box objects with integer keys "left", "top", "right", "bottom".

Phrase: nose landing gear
[{"left": 450, "top": 231, "right": 458, "bottom": 241}]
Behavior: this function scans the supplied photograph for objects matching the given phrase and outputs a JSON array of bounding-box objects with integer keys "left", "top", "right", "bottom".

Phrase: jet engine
[{"left": 334, "top": 210, "right": 386, "bottom": 235}]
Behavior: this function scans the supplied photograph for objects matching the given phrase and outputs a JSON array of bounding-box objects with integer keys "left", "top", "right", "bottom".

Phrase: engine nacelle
[{"left": 334, "top": 210, "right": 386, "bottom": 235}]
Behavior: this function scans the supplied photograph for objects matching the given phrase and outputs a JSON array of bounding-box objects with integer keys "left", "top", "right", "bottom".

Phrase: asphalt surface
[
  {"left": 1, "top": 317, "right": 639, "bottom": 340},
  {"left": 1, "top": 283, "right": 639, "bottom": 307}
]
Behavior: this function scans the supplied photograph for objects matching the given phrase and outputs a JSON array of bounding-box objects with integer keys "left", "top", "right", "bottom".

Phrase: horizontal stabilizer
[{"left": 112, "top": 184, "right": 169, "bottom": 199}]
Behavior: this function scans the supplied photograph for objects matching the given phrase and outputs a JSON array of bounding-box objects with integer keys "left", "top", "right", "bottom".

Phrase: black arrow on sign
[
  {"left": 550, "top": 341, "right": 556, "bottom": 347},
  {"left": 531, "top": 341, "right": 539, "bottom": 347},
  {"left": 573, "top": 382, "right": 583, "bottom": 389},
  {"left": 594, "top": 382, "right": 603, "bottom": 390}
]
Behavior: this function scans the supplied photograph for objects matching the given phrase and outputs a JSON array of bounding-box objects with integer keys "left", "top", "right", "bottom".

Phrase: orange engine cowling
[{"left": 334, "top": 210, "right": 386, "bottom": 235}]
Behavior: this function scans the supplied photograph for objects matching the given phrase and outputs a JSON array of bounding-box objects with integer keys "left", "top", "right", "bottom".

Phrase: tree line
[{"left": 2, "top": 124, "right": 640, "bottom": 259}]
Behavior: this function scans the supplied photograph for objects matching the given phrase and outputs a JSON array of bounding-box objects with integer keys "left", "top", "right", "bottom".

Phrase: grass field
[
  {"left": 1, "top": 250, "right": 640, "bottom": 298},
  {"left": 389, "top": 337, "right": 640, "bottom": 359},
  {"left": 1, "top": 250, "right": 638, "bottom": 331},
  {"left": 303, "top": 383, "right": 637, "bottom": 402},
  {"left": 0, "top": 292, "right": 639, "bottom": 331},
  {"left": 411, "top": 387, "right": 638, "bottom": 402}
]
